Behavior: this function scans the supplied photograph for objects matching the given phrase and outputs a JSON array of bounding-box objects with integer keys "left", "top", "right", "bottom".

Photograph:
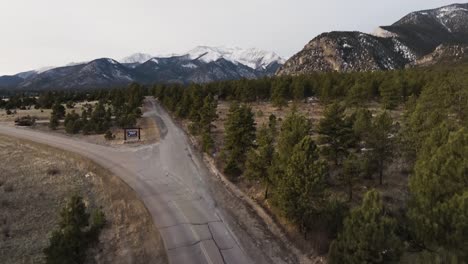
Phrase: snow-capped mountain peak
[
  {"left": 119, "top": 53, "right": 153, "bottom": 64},
  {"left": 186, "top": 46, "right": 285, "bottom": 70}
]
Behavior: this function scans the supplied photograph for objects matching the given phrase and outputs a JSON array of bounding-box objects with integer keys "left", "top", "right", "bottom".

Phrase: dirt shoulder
[{"left": 0, "top": 135, "right": 167, "bottom": 264}]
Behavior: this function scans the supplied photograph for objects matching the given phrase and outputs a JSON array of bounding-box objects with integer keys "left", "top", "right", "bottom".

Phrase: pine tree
[
  {"left": 198, "top": 94, "right": 218, "bottom": 136},
  {"left": 275, "top": 136, "right": 328, "bottom": 238},
  {"left": 64, "top": 111, "right": 81, "bottom": 134},
  {"left": 340, "top": 153, "right": 362, "bottom": 201},
  {"left": 367, "top": 111, "right": 394, "bottom": 185},
  {"left": 277, "top": 110, "right": 311, "bottom": 163},
  {"left": 380, "top": 79, "right": 400, "bottom": 109},
  {"left": 44, "top": 196, "right": 106, "bottom": 264},
  {"left": 271, "top": 79, "right": 289, "bottom": 108},
  {"left": 328, "top": 190, "right": 402, "bottom": 263},
  {"left": 408, "top": 127, "right": 468, "bottom": 261},
  {"left": 51, "top": 101, "right": 66, "bottom": 119},
  {"left": 222, "top": 102, "right": 256, "bottom": 177},
  {"left": 245, "top": 124, "right": 275, "bottom": 199},
  {"left": 318, "top": 103, "right": 355, "bottom": 165},
  {"left": 352, "top": 108, "right": 372, "bottom": 143},
  {"left": 49, "top": 114, "right": 59, "bottom": 130}
]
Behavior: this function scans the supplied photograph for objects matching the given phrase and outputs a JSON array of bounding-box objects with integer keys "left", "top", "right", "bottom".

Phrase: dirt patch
[{"left": 0, "top": 135, "right": 167, "bottom": 264}]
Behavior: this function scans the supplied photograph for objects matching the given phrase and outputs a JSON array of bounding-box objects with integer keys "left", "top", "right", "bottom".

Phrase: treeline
[
  {"left": 152, "top": 65, "right": 462, "bottom": 111},
  {"left": 49, "top": 83, "right": 145, "bottom": 135},
  {"left": 154, "top": 64, "right": 468, "bottom": 263}
]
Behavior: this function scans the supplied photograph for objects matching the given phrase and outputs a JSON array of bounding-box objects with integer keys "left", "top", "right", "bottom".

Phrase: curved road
[{"left": 0, "top": 99, "right": 253, "bottom": 264}]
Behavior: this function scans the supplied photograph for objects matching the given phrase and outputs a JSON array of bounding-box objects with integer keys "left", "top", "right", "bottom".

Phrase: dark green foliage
[
  {"left": 245, "top": 124, "right": 275, "bottom": 199},
  {"left": 318, "top": 103, "right": 355, "bottom": 165},
  {"left": 340, "top": 154, "right": 363, "bottom": 201},
  {"left": 366, "top": 112, "right": 395, "bottom": 184},
  {"left": 201, "top": 130, "right": 215, "bottom": 154},
  {"left": 352, "top": 108, "right": 373, "bottom": 143},
  {"left": 328, "top": 190, "right": 402, "bottom": 264},
  {"left": 276, "top": 110, "right": 311, "bottom": 163},
  {"left": 222, "top": 102, "right": 256, "bottom": 177},
  {"left": 379, "top": 78, "right": 401, "bottom": 109},
  {"left": 64, "top": 111, "right": 82, "bottom": 134},
  {"left": 44, "top": 196, "right": 105, "bottom": 264},
  {"left": 271, "top": 78, "right": 290, "bottom": 108},
  {"left": 275, "top": 136, "right": 329, "bottom": 238},
  {"left": 408, "top": 127, "right": 468, "bottom": 261},
  {"left": 49, "top": 115, "right": 59, "bottom": 130},
  {"left": 49, "top": 101, "right": 66, "bottom": 130},
  {"left": 52, "top": 102, "right": 66, "bottom": 119}
]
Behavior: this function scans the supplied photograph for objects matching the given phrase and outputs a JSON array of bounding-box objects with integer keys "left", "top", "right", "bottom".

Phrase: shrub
[
  {"left": 44, "top": 196, "right": 106, "bottom": 264},
  {"left": 47, "top": 168, "right": 60, "bottom": 176},
  {"left": 4, "top": 184, "right": 13, "bottom": 192},
  {"left": 104, "top": 130, "right": 115, "bottom": 140}
]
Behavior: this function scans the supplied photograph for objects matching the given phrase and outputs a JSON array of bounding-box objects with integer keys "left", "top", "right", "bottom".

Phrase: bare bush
[
  {"left": 4, "top": 184, "right": 13, "bottom": 192},
  {"left": 47, "top": 168, "right": 60, "bottom": 175}
]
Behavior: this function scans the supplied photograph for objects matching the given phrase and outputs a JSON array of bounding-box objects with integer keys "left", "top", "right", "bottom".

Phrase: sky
[{"left": 0, "top": 0, "right": 459, "bottom": 75}]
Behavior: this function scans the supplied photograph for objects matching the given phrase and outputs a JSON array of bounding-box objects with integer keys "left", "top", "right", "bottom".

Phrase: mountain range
[
  {"left": 2, "top": 3, "right": 468, "bottom": 90},
  {"left": 0, "top": 47, "right": 285, "bottom": 90},
  {"left": 278, "top": 3, "right": 468, "bottom": 75}
]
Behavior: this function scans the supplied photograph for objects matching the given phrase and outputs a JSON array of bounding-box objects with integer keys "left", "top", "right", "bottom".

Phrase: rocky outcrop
[
  {"left": 278, "top": 3, "right": 468, "bottom": 75},
  {"left": 277, "top": 32, "right": 413, "bottom": 75},
  {"left": 410, "top": 44, "right": 468, "bottom": 67}
]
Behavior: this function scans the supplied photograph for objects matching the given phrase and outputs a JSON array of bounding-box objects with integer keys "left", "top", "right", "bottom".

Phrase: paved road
[{"left": 0, "top": 99, "right": 253, "bottom": 264}]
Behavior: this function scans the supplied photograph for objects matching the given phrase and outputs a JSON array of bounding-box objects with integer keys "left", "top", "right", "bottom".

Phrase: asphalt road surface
[{"left": 0, "top": 99, "right": 258, "bottom": 264}]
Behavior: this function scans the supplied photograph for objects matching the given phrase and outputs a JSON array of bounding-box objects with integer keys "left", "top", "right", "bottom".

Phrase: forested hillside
[
  {"left": 153, "top": 63, "right": 468, "bottom": 263},
  {"left": 1, "top": 63, "right": 466, "bottom": 263}
]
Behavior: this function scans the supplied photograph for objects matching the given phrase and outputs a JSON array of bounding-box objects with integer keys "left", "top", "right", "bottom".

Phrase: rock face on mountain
[
  {"left": 278, "top": 32, "right": 412, "bottom": 74},
  {"left": 411, "top": 44, "right": 468, "bottom": 67},
  {"left": 0, "top": 47, "right": 285, "bottom": 90},
  {"left": 278, "top": 3, "right": 468, "bottom": 75}
]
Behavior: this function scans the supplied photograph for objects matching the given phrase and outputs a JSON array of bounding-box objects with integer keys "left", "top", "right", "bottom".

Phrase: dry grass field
[
  {"left": 0, "top": 101, "right": 98, "bottom": 122},
  {"left": 0, "top": 135, "right": 167, "bottom": 264}
]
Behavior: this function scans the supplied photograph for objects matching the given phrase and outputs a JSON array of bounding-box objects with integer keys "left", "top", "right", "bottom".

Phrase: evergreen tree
[
  {"left": 408, "top": 127, "right": 468, "bottom": 261},
  {"left": 271, "top": 79, "right": 289, "bottom": 108},
  {"left": 222, "top": 102, "right": 256, "bottom": 177},
  {"left": 328, "top": 190, "right": 402, "bottom": 263},
  {"left": 340, "top": 153, "right": 363, "bottom": 201},
  {"left": 268, "top": 114, "right": 278, "bottom": 137},
  {"left": 44, "top": 196, "right": 106, "bottom": 264},
  {"left": 196, "top": 94, "right": 218, "bottom": 137},
  {"left": 49, "top": 115, "right": 59, "bottom": 130},
  {"left": 276, "top": 110, "right": 311, "bottom": 163},
  {"left": 380, "top": 79, "right": 400, "bottom": 109},
  {"left": 51, "top": 101, "right": 66, "bottom": 119},
  {"left": 352, "top": 108, "right": 372, "bottom": 143},
  {"left": 275, "top": 136, "right": 328, "bottom": 238},
  {"left": 367, "top": 112, "right": 394, "bottom": 185},
  {"left": 64, "top": 111, "right": 81, "bottom": 134},
  {"left": 49, "top": 101, "right": 66, "bottom": 130},
  {"left": 245, "top": 124, "right": 275, "bottom": 199},
  {"left": 318, "top": 103, "right": 355, "bottom": 165}
]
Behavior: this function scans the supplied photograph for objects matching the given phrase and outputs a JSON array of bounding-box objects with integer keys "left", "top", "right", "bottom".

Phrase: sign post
[{"left": 124, "top": 127, "right": 141, "bottom": 142}]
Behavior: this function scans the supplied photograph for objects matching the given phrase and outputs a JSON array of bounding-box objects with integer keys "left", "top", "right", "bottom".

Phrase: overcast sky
[{"left": 0, "top": 0, "right": 458, "bottom": 75}]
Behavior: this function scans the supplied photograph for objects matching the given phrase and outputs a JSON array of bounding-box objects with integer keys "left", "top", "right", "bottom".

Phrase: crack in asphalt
[{"left": 158, "top": 220, "right": 223, "bottom": 230}]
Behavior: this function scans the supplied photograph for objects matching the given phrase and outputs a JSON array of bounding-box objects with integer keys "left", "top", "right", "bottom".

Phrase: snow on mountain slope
[
  {"left": 119, "top": 53, "right": 153, "bottom": 64},
  {"left": 186, "top": 46, "right": 285, "bottom": 70}
]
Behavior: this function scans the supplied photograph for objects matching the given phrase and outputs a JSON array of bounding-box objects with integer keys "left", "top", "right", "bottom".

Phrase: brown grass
[{"left": 0, "top": 135, "right": 166, "bottom": 264}]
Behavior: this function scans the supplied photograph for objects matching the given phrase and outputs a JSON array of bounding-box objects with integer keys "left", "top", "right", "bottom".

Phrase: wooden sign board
[{"left": 124, "top": 128, "right": 141, "bottom": 142}]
